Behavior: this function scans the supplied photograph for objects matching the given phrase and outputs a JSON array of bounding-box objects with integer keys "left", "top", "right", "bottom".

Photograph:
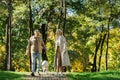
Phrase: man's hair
[{"left": 34, "top": 29, "right": 40, "bottom": 36}]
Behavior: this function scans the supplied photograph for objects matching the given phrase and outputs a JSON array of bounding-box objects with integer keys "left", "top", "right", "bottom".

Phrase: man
[{"left": 26, "top": 30, "right": 45, "bottom": 76}]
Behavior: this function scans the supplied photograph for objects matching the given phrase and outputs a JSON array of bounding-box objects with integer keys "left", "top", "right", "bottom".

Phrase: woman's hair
[
  {"left": 56, "top": 29, "right": 63, "bottom": 36},
  {"left": 34, "top": 29, "right": 39, "bottom": 32}
]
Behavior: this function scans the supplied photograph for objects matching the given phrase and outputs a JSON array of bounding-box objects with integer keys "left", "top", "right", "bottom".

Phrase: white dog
[{"left": 42, "top": 60, "right": 49, "bottom": 73}]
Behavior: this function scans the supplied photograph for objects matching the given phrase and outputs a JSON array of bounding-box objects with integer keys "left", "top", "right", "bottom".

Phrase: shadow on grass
[
  {"left": 0, "top": 71, "right": 25, "bottom": 80},
  {"left": 66, "top": 71, "right": 120, "bottom": 80}
]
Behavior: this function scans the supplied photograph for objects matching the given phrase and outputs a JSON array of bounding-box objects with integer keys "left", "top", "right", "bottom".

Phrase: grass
[
  {"left": 0, "top": 71, "right": 26, "bottom": 80},
  {"left": 0, "top": 70, "right": 120, "bottom": 80},
  {"left": 66, "top": 71, "right": 120, "bottom": 80}
]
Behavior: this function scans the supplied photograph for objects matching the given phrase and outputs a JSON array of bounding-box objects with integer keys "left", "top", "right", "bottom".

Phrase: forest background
[{"left": 0, "top": 0, "right": 120, "bottom": 72}]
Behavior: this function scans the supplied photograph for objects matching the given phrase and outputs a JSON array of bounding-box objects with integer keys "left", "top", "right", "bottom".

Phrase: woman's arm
[{"left": 62, "top": 37, "right": 67, "bottom": 54}]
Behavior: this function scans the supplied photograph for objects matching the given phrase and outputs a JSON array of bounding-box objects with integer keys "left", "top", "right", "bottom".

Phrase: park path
[{"left": 24, "top": 72, "right": 68, "bottom": 80}]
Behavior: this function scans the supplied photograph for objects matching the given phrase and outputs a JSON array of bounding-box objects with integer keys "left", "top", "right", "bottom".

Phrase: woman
[{"left": 54, "top": 29, "right": 70, "bottom": 76}]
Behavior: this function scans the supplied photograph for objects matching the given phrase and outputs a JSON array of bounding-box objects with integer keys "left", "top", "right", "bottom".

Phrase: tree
[
  {"left": 91, "top": 33, "right": 102, "bottom": 72},
  {"left": 98, "top": 33, "right": 106, "bottom": 71},
  {"left": 28, "top": 0, "right": 34, "bottom": 71},
  {"left": 58, "top": 0, "right": 66, "bottom": 35},
  {"left": 28, "top": 0, "right": 33, "bottom": 36},
  {"left": 105, "top": 0, "right": 114, "bottom": 70},
  {"left": 4, "top": 0, "right": 12, "bottom": 70},
  {"left": 41, "top": 24, "right": 48, "bottom": 61}
]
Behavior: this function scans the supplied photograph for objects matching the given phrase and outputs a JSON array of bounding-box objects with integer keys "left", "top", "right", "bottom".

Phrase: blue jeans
[{"left": 31, "top": 52, "right": 41, "bottom": 72}]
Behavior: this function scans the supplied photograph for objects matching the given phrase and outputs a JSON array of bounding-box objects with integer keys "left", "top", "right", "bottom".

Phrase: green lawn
[
  {"left": 66, "top": 71, "right": 120, "bottom": 80},
  {"left": 0, "top": 71, "right": 120, "bottom": 80},
  {"left": 0, "top": 71, "right": 25, "bottom": 80}
]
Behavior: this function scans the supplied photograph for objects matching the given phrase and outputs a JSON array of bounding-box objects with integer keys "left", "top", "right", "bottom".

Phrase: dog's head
[{"left": 42, "top": 60, "right": 49, "bottom": 67}]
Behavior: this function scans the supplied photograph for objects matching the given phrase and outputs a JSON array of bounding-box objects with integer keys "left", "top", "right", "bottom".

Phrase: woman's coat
[{"left": 55, "top": 35, "right": 70, "bottom": 66}]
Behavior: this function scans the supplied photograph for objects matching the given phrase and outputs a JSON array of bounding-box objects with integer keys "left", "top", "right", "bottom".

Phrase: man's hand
[{"left": 25, "top": 50, "right": 30, "bottom": 56}]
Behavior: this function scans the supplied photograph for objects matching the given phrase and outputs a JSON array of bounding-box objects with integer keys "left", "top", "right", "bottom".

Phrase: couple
[{"left": 26, "top": 29, "right": 70, "bottom": 76}]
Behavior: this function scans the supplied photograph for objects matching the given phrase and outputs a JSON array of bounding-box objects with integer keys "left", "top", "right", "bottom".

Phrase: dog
[{"left": 42, "top": 60, "right": 49, "bottom": 73}]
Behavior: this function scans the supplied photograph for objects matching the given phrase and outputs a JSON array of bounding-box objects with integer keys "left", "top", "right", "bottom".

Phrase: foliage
[
  {"left": 0, "top": 45, "right": 6, "bottom": 70},
  {"left": 0, "top": 0, "right": 120, "bottom": 72}
]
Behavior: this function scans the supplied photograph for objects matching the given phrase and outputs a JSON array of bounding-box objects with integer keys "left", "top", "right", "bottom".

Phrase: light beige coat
[{"left": 55, "top": 35, "right": 70, "bottom": 66}]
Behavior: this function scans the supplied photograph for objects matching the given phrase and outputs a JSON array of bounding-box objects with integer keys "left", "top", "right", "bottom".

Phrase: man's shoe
[{"left": 31, "top": 72, "right": 35, "bottom": 76}]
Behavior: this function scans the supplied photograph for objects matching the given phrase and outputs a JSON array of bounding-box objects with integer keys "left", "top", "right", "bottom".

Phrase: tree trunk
[
  {"left": 58, "top": 0, "right": 66, "bottom": 34},
  {"left": 4, "top": 0, "right": 12, "bottom": 71},
  {"left": 41, "top": 24, "right": 48, "bottom": 61},
  {"left": 98, "top": 33, "right": 106, "bottom": 71},
  {"left": 105, "top": 0, "right": 113, "bottom": 70},
  {"left": 29, "top": 0, "right": 33, "bottom": 36},
  {"left": 62, "top": 0, "right": 66, "bottom": 35},
  {"left": 91, "top": 35, "right": 102, "bottom": 72},
  {"left": 4, "top": 17, "right": 9, "bottom": 70},
  {"left": 105, "top": 18, "right": 110, "bottom": 70},
  {"left": 58, "top": 0, "right": 63, "bottom": 29},
  {"left": 28, "top": 0, "right": 33, "bottom": 71}
]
